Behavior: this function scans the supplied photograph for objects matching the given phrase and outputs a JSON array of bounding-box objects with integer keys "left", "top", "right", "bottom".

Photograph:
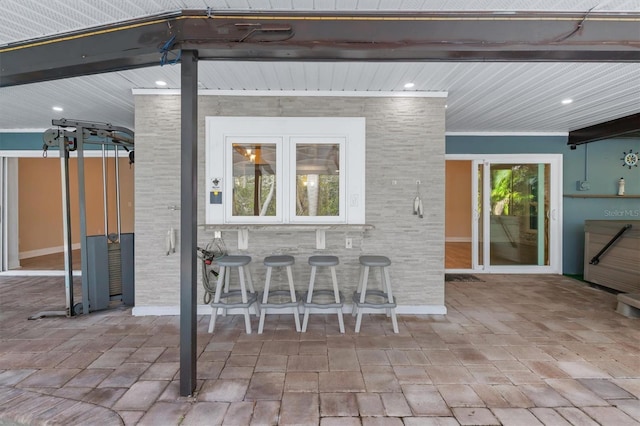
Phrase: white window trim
[{"left": 206, "top": 117, "right": 366, "bottom": 225}]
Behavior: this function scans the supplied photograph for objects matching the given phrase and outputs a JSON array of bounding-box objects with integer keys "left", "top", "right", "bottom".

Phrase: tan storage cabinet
[{"left": 584, "top": 220, "right": 640, "bottom": 293}]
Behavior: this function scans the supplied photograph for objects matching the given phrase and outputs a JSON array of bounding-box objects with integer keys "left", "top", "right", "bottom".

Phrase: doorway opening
[
  {"left": 445, "top": 160, "right": 472, "bottom": 269},
  {"left": 0, "top": 153, "right": 134, "bottom": 274}
]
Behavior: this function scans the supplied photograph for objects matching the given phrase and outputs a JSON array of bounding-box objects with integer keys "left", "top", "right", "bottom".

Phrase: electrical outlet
[{"left": 345, "top": 237, "right": 353, "bottom": 249}]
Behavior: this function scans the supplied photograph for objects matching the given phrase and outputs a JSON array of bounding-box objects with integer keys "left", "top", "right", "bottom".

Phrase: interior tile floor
[
  {"left": 0, "top": 274, "right": 638, "bottom": 425},
  {"left": 13, "top": 249, "right": 81, "bottom": 271}
]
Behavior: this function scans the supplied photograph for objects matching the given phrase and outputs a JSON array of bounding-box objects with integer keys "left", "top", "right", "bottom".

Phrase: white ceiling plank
[
  {"left": 354, "top": 0, "right": 382, "bottom": 11},
  {"left": 312, "top": 0, "right": 336, "bottom": 10},
  {"left": 400, "top": 0, "right": 426, "bottom": 9},
  {"left": 301, "top": 63, "right": 320, "bottom": 90},
  {"left": 340, "top": 63, "right": 369, "bottom": 91},
  {"left": 224, "top": 0, "right": 252, "bottom": 8},
  {"left": 202, "top": 62, "right": 242, "bottom": 89},
  {"left": 289, "top": 0, "right": 312, "bottom": 9},
  {"left": 284, "top": 62, "right": 308, "bottom": 89},
  {"left": 246, "top": 0, "right": 271, "bottom": 8}
]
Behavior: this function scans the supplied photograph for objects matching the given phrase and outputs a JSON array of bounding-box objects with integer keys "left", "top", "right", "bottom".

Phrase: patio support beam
[
  {"left": 179, "top": 50, "right": 198, "bottom": 397},
  {"left": 2, "top": 10, "right": 640, "bottom": 87},
  {"left": 568, "top": 112, "right": 640, "bottom": 146}
]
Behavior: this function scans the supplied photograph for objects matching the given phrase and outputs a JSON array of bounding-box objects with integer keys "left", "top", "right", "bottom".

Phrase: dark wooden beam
[
  {"left": 2, "top": 10, "right": 640, "bottom": 87},
  {"left": 568, "top": 113, "right": 640, "bottom": 146},
  {"left": 0, "top": 12, "right": 179, "bottom": 87}
]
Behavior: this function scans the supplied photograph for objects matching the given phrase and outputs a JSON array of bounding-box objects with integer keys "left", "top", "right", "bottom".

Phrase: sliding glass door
[
  {"left": 474, "top": 161, "right": 484, "bottom": 269},
  {"left": 470, "top": 155, "right": 562, "bottom": 273},
  {"left": 0, "top": 158, "right": 5, "bottom": 271}
]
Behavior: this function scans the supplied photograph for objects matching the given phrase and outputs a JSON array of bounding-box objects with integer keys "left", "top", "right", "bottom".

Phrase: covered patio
[{"left": 0, "top": 274, "right": 638, "bottom": 425}]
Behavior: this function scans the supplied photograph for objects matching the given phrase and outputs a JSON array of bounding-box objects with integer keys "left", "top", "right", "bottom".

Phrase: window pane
[
  {"left": 296, "top": 143, "right": 340, "bottom": 217},
  {"left": 232, "top": 143, "right": 277, "bottom": 216}
]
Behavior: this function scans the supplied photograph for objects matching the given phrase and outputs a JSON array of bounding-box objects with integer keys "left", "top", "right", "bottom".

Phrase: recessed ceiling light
[
  {"left": 561, "top": 98, "right": 573, "bottom": 105},
  {"left": 404, "top": 82, "right": 415, "bottom": 89},
  {"left": 52, "top": 106, "right": 63, "bottom": 112},
  {"left": 155, "top": 80, "right": 168, "bottom": 87}
]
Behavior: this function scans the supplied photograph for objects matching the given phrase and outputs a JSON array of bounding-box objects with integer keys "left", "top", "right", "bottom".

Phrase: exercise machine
[{"left": 29, "top": 119, "right": 134, "bottom": 319}]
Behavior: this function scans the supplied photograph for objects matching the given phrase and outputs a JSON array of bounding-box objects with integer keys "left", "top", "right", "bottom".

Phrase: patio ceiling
[{"left": 0, "top": 0, "right": 639, "bottom": 133}]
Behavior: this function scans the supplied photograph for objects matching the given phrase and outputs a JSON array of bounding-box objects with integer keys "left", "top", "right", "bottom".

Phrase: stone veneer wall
[{"left": 133, "top": 94, "right": 446, "bottom": 313}]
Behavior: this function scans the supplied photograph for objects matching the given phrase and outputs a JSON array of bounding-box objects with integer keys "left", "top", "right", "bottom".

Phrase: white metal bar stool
[
  {"left": 352, "top": 255, "right": 398, "bottom": 333},
  {"left": 258, "top": 255, "right": 301, "bottom": 334},
  {"left": 302, "top": 255, "right": 345, "bottom": 333},
  {"left": 208, "top": 255, "right": 259, "bottom": 334}
]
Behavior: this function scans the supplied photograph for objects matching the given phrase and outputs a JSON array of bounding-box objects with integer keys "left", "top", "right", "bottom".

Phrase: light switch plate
[{"left": 577, "top": 180, "right": 590, "bottom": 191}]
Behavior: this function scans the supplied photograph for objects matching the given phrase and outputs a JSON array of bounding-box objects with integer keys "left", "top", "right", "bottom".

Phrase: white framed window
[
  {"left": 290, "top": 137, "right": 345, "bottom": 223},
  {"left": 206, "top": 117, "right": 365, "bottom": 225},
  {"left": 225, "top": 137, "right": 282, "bottom": 223}
]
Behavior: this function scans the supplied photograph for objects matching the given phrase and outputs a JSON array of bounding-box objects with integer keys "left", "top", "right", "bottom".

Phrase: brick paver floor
[{"left": 0, "top": 274, "right": 638, "bottom": 425}]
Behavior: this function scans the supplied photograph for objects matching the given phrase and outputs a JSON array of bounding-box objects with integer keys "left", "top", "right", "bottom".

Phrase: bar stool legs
[
  {"left": 208, "top": 255, "right": 258, "bottom": 334},
  {"left": 302, "top": 256, "right": 344, "bottom": 334},
  {"left": 258, "top": 255, "right": 301, "bottom": 334},
  {"left": 352, "top": 255, "right": 398, "bottom": 333}
]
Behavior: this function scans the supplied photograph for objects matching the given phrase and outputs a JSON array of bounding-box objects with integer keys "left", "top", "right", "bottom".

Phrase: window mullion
[{"left": 281, "top": 137, "right": 290, "bottom": 223}]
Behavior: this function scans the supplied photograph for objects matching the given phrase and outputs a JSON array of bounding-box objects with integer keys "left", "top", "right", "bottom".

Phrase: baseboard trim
[
  {"left": 132, "top": 304, "right": 447, "bottom": 316},
  {"left": 445, "top": 237, "right": 471, "bottom": 243},
  {"left": 19, "top": 243, "right": 81, "bottom": 260},
  {"left": 133, "top": 305, "right": 214, "bottom": 316},
  {"left": 395, "top": 305, "right": 447, "bottom": 315},
  {"left": 0, "top": 270, "right": 81, "bottom": 277}
]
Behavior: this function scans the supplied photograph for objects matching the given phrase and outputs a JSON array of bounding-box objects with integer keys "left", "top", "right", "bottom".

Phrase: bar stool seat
[
  {"left": 208, "top": 255, "right": 259, "bottom": 334},
  {"left": 216, "top": 255, "right": 252, "bottom": 267},
  {"left": 258, "top": 255, "right": 301, "bottom": 334},
  {"left": 352, "top": 255, "right": 398, "bottom": 333},
  {"left": 307, "top": 255, "right": 340, "bottom": 267},
  {"left": 358, "top": 255, "right": 391, "bottom": 267},
  {"left": 263, "top": 255, "right": 296, "bottom": 267},
  {"left": 302, "top": 255, "right": 345, "bottom": 333}
]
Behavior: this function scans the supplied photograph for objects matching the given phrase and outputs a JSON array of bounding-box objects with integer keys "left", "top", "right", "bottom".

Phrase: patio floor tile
[
  {"left": 452, "top": 407, "right": 500, "bottom": 425},
  {"left": 320, "top": 392, "right": 359, "bottom": 417}
]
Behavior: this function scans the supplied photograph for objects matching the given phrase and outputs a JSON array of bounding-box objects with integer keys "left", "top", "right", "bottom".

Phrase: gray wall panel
[{"left": 134, "top": 94, "right": 446, "bottom": 308}]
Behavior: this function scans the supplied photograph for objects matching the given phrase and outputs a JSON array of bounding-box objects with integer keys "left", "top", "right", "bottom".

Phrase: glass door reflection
[{"left": 488, "top": 163, "right": 550, "bottom": 266}]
